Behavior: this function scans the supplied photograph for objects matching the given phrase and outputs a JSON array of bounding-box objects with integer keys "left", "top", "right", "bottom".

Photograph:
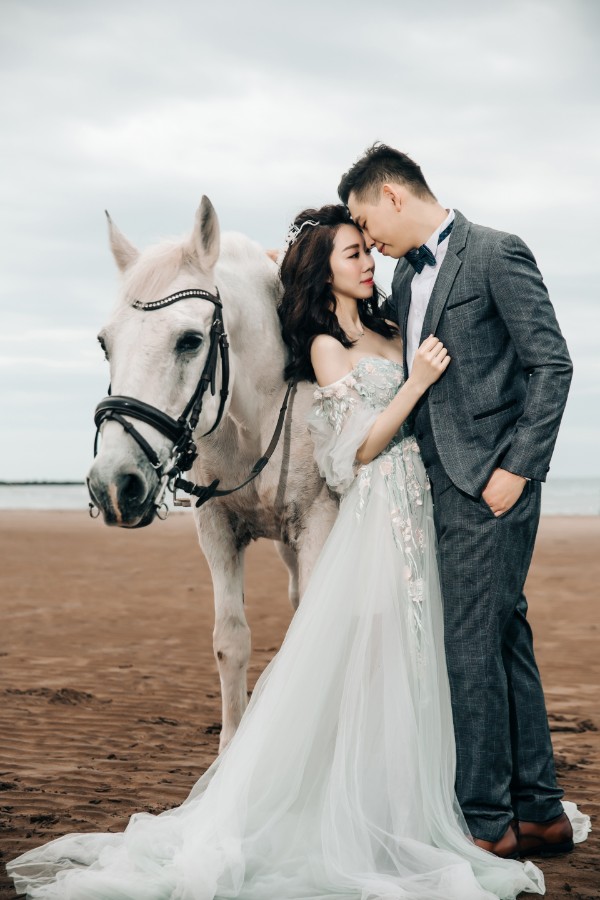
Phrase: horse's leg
[
  {"left": 296, "top": 489, "right": 338, "bottom": 599},
  {"left": 274, "top": 540, "right": 300, "bottom": 610},
  {"left": 192, "top": 506, "right": 250, "bottom": 751}
]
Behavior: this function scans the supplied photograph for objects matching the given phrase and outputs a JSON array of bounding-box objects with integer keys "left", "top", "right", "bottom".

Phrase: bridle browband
[{"left": 90, "top": 287, "right": 294, "bottom": 520}]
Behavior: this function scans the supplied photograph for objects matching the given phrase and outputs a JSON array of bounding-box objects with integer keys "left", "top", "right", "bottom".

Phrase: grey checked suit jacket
[{"left": 385, "top": 210, "right": 573, "bottom": 498}]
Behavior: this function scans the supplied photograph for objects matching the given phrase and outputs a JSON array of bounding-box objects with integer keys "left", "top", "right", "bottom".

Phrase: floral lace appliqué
[
  {"left": 312, "top": 357, "right": 408, "bottom": 436},
  {"left": 377, "top": 437, "right": 431, "bottom": 658},
  {"left": 312, "top": 376, "right": 359, "bottom": 435},
  {"left": 356, "top": 465, "right": 371, "bottom": 517}
]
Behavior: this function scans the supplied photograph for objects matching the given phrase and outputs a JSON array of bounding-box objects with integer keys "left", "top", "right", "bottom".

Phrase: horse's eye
[
  {"left": 176, "top": 332, "right": 204, "bottom": 353},
  {"left": 97, "top": 336, "right": 109, "bottom": 361}
]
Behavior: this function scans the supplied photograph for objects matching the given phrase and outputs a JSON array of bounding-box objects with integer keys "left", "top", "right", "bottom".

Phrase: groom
[{"left": 338, "top": 144, "right": 574, "bottom": 858}]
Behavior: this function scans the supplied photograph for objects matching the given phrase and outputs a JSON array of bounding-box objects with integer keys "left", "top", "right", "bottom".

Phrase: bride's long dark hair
[{"left": 277, "top": 204, "right": 397, "bottom": 383}]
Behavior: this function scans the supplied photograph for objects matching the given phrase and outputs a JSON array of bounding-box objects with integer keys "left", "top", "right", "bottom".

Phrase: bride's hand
[
  {"left": 409, "top": 335, "right": 451, "bottom": 393},
  {"left": 359, "top": 335, "right": 451, "bottom": 463}
]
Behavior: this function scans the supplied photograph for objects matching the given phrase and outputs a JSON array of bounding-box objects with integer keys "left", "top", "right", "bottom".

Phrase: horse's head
[{"left": 87, "top": 196, "right": 227, "bottom": 527}]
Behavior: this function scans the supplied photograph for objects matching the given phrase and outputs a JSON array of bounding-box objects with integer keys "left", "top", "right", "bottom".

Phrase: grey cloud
[{"left": 0, "top": 0, "right": 598, "bottom": 478}]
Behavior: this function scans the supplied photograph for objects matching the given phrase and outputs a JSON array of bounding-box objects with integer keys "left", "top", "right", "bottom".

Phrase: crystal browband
[{"left": 131, "top": 288, "right": 222, "bottom": 312}]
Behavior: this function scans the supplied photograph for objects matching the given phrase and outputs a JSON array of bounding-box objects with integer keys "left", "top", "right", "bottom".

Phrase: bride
[{"left": 8, "top": 205, "right": 585, "bottom": 899}]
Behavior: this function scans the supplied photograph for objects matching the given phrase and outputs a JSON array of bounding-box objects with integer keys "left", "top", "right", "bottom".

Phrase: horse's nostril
[{"left": 118, "top": 473, "right": 146, "bottom": 505}]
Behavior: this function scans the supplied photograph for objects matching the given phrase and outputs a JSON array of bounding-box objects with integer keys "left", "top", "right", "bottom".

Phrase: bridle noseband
[{"left": 91, "top": 287, "right": 293, "bottom": 520}]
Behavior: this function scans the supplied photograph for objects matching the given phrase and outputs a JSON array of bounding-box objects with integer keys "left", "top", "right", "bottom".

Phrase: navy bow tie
[{"left": 404, "top": 220, "right": 454, "bottom": 274}]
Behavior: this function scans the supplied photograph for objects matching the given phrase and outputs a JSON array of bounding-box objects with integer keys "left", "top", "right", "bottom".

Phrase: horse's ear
[
  {"left": 192, "top": 195, "right": 220, "bottom": 272},
  {"left": 105, "top": 211, "right": 139, "bottom": 272}
]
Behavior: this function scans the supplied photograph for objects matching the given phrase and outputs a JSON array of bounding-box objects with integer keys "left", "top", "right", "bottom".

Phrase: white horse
[{"left": 88, "top": 197, "right": 338, "bottom": 749}]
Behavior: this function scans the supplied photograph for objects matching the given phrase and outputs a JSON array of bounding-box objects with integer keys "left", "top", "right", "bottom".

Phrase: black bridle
[{"left": 90, "top": 287, "right": 294, "bottom": 519}]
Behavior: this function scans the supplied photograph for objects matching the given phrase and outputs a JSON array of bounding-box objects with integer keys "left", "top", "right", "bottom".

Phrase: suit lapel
[
  {"left": 419, "top": 210, "right": 470, "bottom": 341},
  {"left": 392, "top": 262, "right": 413, "bottom": 379}
]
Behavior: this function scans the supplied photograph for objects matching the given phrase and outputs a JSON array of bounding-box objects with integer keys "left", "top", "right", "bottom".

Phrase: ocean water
[
  {"left": 0, "top": 479, "right": 598, "bottom": 515},
  {"left": 0, "top": 484, "right": 179, "bottom": 512},
  {"left": 0, "top": 484, "right": 92, "bottom": 511}
]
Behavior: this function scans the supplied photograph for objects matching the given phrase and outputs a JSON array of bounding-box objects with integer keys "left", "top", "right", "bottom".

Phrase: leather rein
[{"left": 90, "top": 287, "right": 294, "bottom": 519}]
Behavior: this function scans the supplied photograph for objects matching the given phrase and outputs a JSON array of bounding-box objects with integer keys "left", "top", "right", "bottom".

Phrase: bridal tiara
[{"left": 284, "top": 219, "right": 320, "bottom": 248}]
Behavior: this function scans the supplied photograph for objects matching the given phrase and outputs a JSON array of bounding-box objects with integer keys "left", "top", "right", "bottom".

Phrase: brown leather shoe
[
  {"left": 516, "top": 811, "right": 574, "bottom": 857},
  {"left": 473, "top": 820, "right": 519, "bottom": 859}
]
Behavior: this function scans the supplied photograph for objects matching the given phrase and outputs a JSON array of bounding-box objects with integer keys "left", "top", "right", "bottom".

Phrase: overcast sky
[{"left": 1, "top": 0, "right": 598, "bottom": 481}]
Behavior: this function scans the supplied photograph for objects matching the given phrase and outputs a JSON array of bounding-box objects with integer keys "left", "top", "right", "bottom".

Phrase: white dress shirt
[{"left": 406, "top": 209, "right": 455, "bottom": 373}]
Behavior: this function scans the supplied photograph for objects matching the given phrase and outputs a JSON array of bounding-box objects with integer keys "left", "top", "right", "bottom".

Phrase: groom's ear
[{"left": 382, "top": 183, "right": 403, "bottom": 211}]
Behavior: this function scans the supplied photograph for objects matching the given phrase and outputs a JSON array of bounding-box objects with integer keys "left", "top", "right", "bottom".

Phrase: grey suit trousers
[{"left": 430, "top": 471, "right": 564, "bottom": 840}]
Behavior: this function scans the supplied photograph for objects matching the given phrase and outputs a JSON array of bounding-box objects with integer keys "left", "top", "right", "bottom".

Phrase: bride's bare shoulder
[{"left": 310, "top": 335, "right": 354, "bottom": 388}]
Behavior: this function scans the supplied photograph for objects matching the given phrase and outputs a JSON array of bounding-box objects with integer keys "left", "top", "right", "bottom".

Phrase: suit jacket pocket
[
  {"left": 446, "top": 294, "right": 484, "bottom": 311},
  {"left": 473, "top": 399, "right": 518, "bottom": 421}
]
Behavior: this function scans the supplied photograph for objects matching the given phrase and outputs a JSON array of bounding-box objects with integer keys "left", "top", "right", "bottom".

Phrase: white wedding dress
[{"left": 8, "top": 357, "right": 589, "bottom": 900}]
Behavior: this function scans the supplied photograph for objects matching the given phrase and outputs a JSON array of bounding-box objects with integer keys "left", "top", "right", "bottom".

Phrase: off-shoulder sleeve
[{"left": 307, "top": 374, "right": 379, "bottom": 494}]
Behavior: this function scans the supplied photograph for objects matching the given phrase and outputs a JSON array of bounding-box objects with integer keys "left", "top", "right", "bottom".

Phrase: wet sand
[{"left": 0, "top": 511, "right": 598, "bottom": 898}]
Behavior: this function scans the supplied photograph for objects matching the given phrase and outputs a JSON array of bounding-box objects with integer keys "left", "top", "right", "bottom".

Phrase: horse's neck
[
  {"left": 216, "top": 250, "right": 288, "bottom": 448},
  {"left": 227, "top": 315, "right": 287, "bottom": 441}
]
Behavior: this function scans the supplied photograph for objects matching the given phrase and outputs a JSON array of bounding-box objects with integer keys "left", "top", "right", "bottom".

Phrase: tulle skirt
[{"left": 8, "top": 440, "right": 558, "bottom": 898}]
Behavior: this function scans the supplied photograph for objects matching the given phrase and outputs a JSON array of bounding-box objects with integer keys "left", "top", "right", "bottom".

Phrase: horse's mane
[{"left": 122, "top": 232, "right": 279, "bottom": 305}]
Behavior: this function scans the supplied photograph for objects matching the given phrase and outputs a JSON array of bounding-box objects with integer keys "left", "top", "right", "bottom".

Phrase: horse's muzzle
[{"left": 87, "top": 464, "right": 159, "bottom": 528}]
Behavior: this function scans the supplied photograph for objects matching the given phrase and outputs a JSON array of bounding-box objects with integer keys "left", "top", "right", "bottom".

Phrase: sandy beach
[{"left": 0, "top": 511, "right": 598, "bottom": 899}]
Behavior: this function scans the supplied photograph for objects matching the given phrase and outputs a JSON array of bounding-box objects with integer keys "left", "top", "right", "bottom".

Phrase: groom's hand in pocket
[{"left": 481, "top": 468, "right": 527, "bottom": 517}]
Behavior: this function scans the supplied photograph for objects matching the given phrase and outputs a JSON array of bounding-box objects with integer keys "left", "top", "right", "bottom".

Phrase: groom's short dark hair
[{"left": 338, "top": 143, "right": 435, "bottom": 205}]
